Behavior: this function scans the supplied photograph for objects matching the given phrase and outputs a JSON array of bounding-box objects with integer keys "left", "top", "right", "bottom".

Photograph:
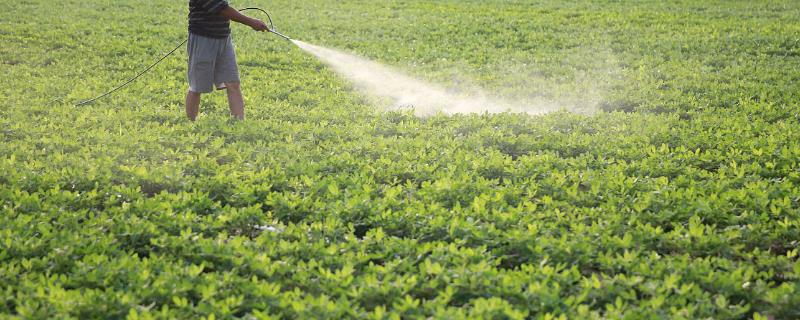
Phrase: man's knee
[{"left": 225, "top": 82, "right": 241, "bottom": 91}]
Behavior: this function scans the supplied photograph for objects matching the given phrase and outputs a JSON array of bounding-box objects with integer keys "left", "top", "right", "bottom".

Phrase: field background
[{"left": 1, "top": 0, "right": 799, "bottom": 318}]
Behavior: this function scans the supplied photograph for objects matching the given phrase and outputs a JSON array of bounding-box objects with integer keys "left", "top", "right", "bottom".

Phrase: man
[{"left": 186, "top": 0, "right": 269, "bottom": 121}]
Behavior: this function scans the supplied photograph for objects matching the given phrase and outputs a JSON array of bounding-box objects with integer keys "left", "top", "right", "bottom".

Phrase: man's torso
[{"left": 188, "top": 0, "right": 230, "bottom": 39}]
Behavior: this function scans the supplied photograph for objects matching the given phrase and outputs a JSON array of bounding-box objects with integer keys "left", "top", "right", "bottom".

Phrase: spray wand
[
  {"left": 74, "top": 7, "right": 291, "bottom": 106},
  {"left": 240, "top": 7, "right": 291, "bottom": 41}
]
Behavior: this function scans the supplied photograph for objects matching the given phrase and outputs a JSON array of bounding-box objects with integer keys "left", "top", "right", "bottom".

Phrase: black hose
[
  {"left": 75, "top": 7, "right": 285, "bottom": 107},
  {"left": 75, "top": 39, "right": 187, "bottom": 106},
  {"left": 240, "top": 7, "right": 275, "bottom": 30}
]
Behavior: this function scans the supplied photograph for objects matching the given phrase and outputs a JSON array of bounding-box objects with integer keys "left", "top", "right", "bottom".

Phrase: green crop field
[{"left": 2, "top": 0, "right": 799, "bottom": 318}]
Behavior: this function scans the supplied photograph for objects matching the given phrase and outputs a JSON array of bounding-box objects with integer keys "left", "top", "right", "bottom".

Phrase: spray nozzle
[{"left": 269, "top": 29, "right": 292, "bottom": 41}]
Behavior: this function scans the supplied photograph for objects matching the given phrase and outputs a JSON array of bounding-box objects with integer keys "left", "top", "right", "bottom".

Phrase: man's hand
[
  {"left": 219, "top": 7, "right": 270, "bottom": 32},
  {"left": 248, "top": 19, "right": 269, "bottom": 32}
]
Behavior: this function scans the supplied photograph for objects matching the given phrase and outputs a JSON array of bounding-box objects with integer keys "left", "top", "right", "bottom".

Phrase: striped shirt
[{"left": 188, "top": 0, "right": 230, "bottom": 39}]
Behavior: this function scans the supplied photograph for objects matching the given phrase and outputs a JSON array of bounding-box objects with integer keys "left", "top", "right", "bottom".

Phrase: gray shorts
[{"left": 187, "top": 33, "right": 240, "bottom": 93}]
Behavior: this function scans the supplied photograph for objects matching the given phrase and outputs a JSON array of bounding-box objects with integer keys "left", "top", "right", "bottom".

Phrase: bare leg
[
  {"left": 185, "top": 90, "right": 201, "bottom": 121},
  {"left": 225, "top": 82, "right": 244, "bottom": 120}
]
